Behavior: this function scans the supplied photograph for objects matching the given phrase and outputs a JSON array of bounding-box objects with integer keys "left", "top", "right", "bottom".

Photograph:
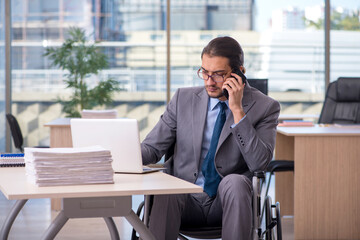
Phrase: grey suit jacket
[{"left": 141, "top": 83, "right": 280, "bottom": 183}]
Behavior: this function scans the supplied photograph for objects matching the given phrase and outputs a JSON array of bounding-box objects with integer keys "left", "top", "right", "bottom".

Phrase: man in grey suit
[{"left": 141, "top": 36, "right": 280, "bottom": 240}]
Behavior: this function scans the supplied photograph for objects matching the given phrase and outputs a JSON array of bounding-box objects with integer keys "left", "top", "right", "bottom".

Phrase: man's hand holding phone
[
  {"left": 222, "top": 68, "right": 246, "bottom": 123},
  {"left": 222, "top": 68, "right": 246, "bottom": 99}
]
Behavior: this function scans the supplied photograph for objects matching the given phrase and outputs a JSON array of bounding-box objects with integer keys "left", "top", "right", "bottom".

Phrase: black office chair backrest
[
  {"left": 318, "top": 77, "right": 360, "bottom": 124},
  {"left": 247, "top": 79, "right": 268, "bottom": 95},
  {"left": 6, "top": 113, "right": 24, "bottom": 152}
]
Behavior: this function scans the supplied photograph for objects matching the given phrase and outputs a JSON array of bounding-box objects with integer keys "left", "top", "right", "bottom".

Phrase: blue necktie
[{"left": 202, "top": 102, "right": 227, "bottom": 197}]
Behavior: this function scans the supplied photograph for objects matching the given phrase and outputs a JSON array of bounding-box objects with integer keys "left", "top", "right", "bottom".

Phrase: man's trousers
[{"left": 148, "top": 174, "right": 253, "bottom": 240}]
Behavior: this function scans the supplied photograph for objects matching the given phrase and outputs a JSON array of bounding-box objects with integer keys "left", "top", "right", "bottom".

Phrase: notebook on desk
[
  {"left": 0, "top": 153, "right": 25, "bottom": 167},
  {"left": 70, "top": 119, "right": 162, "bottom": 174}
]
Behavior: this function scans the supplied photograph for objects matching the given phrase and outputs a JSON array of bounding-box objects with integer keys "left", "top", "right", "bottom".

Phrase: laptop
[{"left": 70, "top": 118, "right": 162, "bottom": 174}]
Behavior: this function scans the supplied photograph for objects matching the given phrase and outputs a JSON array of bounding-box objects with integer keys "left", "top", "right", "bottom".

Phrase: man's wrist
[{"left": 233, "top": 109, "right": 246, "bottom": 124}]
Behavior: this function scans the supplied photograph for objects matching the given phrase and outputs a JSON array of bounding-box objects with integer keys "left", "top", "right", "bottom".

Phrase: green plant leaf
[{"left": 45, "top": 27, "right": 121, "bottom": 117}]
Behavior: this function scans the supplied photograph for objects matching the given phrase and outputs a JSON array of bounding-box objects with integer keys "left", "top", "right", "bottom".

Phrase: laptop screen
[{"left": 70, "top": 118, "right": 143, "bottom": 173}]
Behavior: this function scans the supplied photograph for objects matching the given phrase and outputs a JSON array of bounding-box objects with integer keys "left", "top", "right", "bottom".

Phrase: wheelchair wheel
[
  {"left": 264, "top": 196, "right": 273, "bottom": 240},
  {"left": 275, "top": 202, "right": 282, "bottom": 240}
]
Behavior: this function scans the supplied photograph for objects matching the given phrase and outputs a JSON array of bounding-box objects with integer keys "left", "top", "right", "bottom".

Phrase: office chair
[
  {"left": 6, "top": 113, "right": 49, "bottom": 153},
  {"left": 247, "top": 79, "right": 268, "bottom": 95},
  {"left": 318, "top": 77, "right": 360, "bottom": 124}
]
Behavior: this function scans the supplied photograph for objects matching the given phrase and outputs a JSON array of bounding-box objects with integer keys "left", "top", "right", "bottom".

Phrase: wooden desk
[
  {"left": 44, "top": 118, "right": 72, "bottom": 211},
  {"left": 275, "top": 125, "right": 360, "bottom": 239},
  {"left": 0, "top": 168, "right": 202, "bottom": 240}
]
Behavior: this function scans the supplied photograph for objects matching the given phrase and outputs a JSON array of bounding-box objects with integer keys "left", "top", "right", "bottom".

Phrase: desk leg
[
  {"left": 51, "top": 198, "right": 62, "bottom": 211},
  {"left": 0, "top": 199, "right": 27, "bottom": 240},
  {"left": 125, "top": 210, "right": 156, "bottom": 240},
  {"left": 40, "top": 196, "right": 155, "bottom": 240},
  {"left": 41, "top": 211, "right": 69, "bottom": 240},
  {"left": 103, "top": 217, "right": 120, "bottom": 240}
]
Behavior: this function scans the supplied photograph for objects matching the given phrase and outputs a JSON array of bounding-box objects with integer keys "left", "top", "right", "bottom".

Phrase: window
[
  {"left": 10, "top": 0, "right": 167, "bottom": 147},
  {"left": 6, "top": 0, "right": 360, "bottom": 149}
]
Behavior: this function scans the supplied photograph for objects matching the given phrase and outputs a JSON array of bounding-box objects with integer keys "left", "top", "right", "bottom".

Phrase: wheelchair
[{"left": 132, "top": 171, "right": 282, "bottom": 240}]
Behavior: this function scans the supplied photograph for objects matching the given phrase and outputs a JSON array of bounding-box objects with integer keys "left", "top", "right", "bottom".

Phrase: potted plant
[{"left": 44, "top": 27, "right": 120, "bottom": 118}]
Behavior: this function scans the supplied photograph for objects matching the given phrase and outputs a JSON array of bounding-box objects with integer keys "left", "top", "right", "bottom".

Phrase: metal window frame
[
  {"left": 325, "top": 0, "right": 330, "bottom": 90},
  {"left": 5, "top": 0, "right": 11, "bottom": 152}
]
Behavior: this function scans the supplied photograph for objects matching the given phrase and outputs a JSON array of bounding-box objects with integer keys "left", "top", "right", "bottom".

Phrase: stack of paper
[
  {"left": 24, "top": 146, "right": 114, "bottom": 187},
  {"left": 81, "top": 109, "right": 118, "bottom": 119}
]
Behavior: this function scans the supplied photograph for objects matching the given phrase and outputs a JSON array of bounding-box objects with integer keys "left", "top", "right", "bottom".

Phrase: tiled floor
[{"left": 0, "top": 175, "right": 293, "bottom": 240}]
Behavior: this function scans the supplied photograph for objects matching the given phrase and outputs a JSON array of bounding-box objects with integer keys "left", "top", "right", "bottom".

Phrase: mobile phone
[{"left": 222, "top": 68, "right": 246, "bottom": 99}]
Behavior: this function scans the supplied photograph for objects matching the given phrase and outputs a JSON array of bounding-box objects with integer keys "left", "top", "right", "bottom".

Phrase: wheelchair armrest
[{"left": 253, "top": 171, "right": 265, "bottom": 179}]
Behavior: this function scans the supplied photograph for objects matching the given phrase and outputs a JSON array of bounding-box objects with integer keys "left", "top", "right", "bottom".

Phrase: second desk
[{"left": 275, "top": 125, "right": 360, "bottom": 239}]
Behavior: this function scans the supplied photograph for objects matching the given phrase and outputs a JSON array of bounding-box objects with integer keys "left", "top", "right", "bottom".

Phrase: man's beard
[{"left": 205, "top": 85, "right": 224, "bottom": 99}]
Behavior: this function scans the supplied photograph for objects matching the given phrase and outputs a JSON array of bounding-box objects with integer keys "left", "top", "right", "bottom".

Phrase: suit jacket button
[{"left": 194, "top": 172, "right": 197, "bottom": 177}]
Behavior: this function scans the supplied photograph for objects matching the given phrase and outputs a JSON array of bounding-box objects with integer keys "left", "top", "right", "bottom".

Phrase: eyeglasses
[{"left": 197, "top": 68, "right": 227, "bottom": 83}]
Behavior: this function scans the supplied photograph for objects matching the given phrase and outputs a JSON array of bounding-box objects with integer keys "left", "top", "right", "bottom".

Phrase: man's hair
[{"left": 201, "top": 36, "right": 244, "bottom": 71}]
